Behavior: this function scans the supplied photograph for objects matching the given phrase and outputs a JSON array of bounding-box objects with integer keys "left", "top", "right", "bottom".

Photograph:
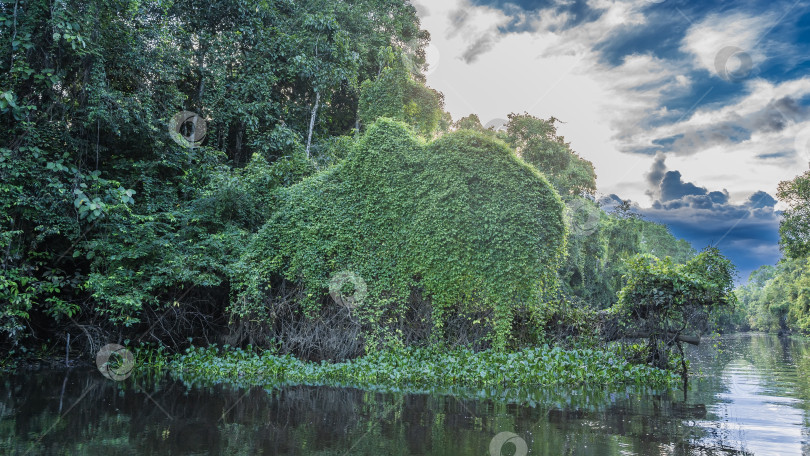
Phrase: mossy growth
[{"left": 235, "top": 118, "right": 567, "bottom": 351}]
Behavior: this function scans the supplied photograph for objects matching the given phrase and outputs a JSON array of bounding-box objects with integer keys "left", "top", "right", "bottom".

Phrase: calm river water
[{"left": 1, "top": 333, "right": 809, "bottom": 455}]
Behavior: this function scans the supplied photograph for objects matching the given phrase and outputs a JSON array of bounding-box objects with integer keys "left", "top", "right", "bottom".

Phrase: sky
[{"left": 411, "top": 0, "right": 810, "bottom": 282}]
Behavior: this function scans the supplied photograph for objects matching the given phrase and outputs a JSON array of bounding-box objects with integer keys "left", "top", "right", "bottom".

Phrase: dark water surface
[{"left": 2, "top": 333, "right": 809, "bottom": 455}]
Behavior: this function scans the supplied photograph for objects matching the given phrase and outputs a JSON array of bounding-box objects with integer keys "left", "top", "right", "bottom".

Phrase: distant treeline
[{"left": 735, "top": 170, "right": 810, "bottom": 334}]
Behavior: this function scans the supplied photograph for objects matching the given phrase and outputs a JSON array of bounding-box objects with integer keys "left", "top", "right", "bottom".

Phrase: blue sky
[{"left": 413, "top": 0, "right": 810, "bottom": 281}]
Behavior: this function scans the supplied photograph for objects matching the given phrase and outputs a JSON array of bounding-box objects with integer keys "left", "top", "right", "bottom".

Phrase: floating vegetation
[{"left": 170, "top": 344, "right": 680, "bottom": 396}]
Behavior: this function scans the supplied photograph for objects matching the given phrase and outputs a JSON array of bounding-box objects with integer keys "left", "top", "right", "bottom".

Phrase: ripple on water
[{"left": 701, "top": 357, "right": 806, "bottom": 455}]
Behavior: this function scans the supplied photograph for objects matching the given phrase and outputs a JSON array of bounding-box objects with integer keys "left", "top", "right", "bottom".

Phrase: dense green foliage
[
  {"left": 236, "top": 118, "right": 566, "bottom": 353},
  {"left": 358, "top": 59, "right": 446, "bottom": 138},
  {"left": 736, "top": 170, "right": 810, "bottom": 334},
  {"left": 737, "top": 258, "right": 810, "bottom": 332},
  {"left": 560, "top": 201, "right": 696, "bottom": 310},
  {"left": 506, "top": 114, "right": 597, "bottom": 197},
  {"left": 612, "top": 247, "right": 737, "bottom": 370},
  {"left": 778, "top": 170, "right": 810, "bottom": 259},
  {"left": 449, "top": 113, "right": 599, "bottom": 197},
  {"left": 1, "top": 0, "right": 728, "bottom": 390},
  {"left": 616, "top": 248, "right": 737, "bottom": 325},
  {"left": 172, "top": 343, "right": 679, "bottom": 390},
  {"left": 0, "top": 0, "right": 427, "bottom": 352}
]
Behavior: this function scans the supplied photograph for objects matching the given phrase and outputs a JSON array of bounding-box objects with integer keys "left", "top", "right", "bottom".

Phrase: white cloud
[
  {"left": 417, "top": 0, "right": 807, "bottom": 209},
  {"left": 418, "top": 0, "right": 678, "bottom": 203},
  {"left": 680, "top": 11, "right": 778, "bottom": 79},
  {"left": 537, "top": 0, "right": 647, "bottom": 56},
  {"left": 625, "top": 77, "right": 810, "bottom": 202}
]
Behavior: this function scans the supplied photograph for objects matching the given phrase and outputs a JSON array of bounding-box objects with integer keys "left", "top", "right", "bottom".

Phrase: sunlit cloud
[{"left": 414, "top": 0, "right": 810, "bottom": 278}]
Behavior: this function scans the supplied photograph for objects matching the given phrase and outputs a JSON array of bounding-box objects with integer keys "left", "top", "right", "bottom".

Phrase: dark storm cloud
[
  {"left": 645, "top": 152, "right": 668, "bottom": 199},
  {"left": 638, "top": 155, "right": 781, "bottom": 282},
  {"left": 660, "top": 170, "right": 708, "bottom": 202},
  {"left": 642, "top": 200, "right": 781, "bottom": 283},
  {"left": 460, "top": 34, "right": 497, "bottom": 63},
  {"left": 647, "top": 88, "right": 810, "bottom": 160},
  {"left": 747, "top": 190, "right": 778, "bottom": 208},
  {"left": 601, "top": 185, "right": 780, "bottom": 282},
  {"left": 709, "top": 191, "right": 730, "bottom": 204},
  {"left": 744, "top": 97, "right": 808, "bottom": 135},
  {"left": 641, "top": 96, "right": 810, "bottom": 157},
  {"left": 667, "top": 126, "right": 751, "bottom": 156},
  {"left": 646, "top": 155, "right": 762, "bottom": 214}
]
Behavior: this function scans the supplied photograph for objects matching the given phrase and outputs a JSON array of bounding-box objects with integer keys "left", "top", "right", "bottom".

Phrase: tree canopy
[
  {"left": 735, "top": 169, "right": 810, "bottom": 335},
  {"left": 0, "top": 0, "right": 726, "bottom": 373},
  {"left": 612, "top": 247, "right": 736, "bottom": 370},
  {"left": 778, "top": 170, "right": 810, "bottom": 259},
  {"left": 505, "top": 113, "right": 597, "bottom": 197}
]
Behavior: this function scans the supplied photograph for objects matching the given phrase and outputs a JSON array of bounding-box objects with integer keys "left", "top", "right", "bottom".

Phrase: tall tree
[
  {"left": 778, "top": 170, "right": 810, "bottom": 259},
  {"left": 505, "top": 113, "right": 596, "bottom": 197}
]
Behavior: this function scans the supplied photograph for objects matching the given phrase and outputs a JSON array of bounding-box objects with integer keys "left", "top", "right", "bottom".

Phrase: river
[{"left": 1, "top": 333, "right": 808, "bottom": 455}]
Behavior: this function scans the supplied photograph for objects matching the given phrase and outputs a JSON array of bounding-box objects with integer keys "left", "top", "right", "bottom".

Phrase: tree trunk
[
  {"left": 617, "top": 331, "right": 700, "bottom": 346},
  {"left": 306, "top": 90, "right": 320, "bottom": 159},
  {"left": 598, "top": 310, "right": 700, "bottom": 345}
]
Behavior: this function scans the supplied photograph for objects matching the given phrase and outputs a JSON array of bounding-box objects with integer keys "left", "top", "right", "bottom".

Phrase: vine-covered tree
[
  {"left": 357, "top": 55, "right": 446, "bottom": 138},
  {"left": 609, "top": 247, "right": 736, "bottom": 375},
  {"left": 235, "top": 119, "right": 566, "bottom": 356}
]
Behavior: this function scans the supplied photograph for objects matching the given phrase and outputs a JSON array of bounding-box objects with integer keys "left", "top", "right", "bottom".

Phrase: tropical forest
[{"left": 1, "top": 0, "right": 810, "bottom": 455}]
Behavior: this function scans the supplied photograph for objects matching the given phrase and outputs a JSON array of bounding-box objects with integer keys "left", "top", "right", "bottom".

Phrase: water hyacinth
[{"left": 170, "top": 345, "right": 680, "bottom": 394}]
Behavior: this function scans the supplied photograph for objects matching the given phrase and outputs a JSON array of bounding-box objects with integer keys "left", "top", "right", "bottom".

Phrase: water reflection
[
  {"left": 0, "top": 334, "right": 807, "bottom": 455},
  {"left": 705, "top": 355, "right": 806, "bottom": 455}
]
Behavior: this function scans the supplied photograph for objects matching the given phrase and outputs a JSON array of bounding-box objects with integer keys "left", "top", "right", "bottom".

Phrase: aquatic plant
[{"left": 170, "top": 345, "right": 680, "bottom": 393}]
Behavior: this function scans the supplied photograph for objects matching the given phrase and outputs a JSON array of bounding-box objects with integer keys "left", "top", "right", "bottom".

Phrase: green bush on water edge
[{"left": 167, "top": 344, "right": 681, "bottom": 392}]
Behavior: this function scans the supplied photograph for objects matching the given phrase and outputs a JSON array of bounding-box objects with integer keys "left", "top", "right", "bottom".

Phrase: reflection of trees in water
[
  {"left": 0, "top": 368, "right": 763, "bottom": 456},
  {"left": 682, "top": 333, "right": 810, "bottom": 456},
  {"left": 3, "top": 336, "right": 806, "bottom": 456},
  {"left": 541, "top": 393, "right": 756, "bottom": 456},
  {"left": 687, "top": 334, "right": 810, "bottom": 402}
]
